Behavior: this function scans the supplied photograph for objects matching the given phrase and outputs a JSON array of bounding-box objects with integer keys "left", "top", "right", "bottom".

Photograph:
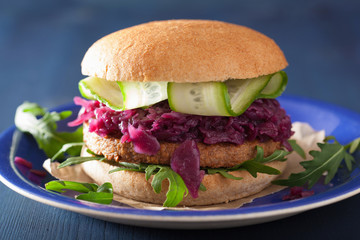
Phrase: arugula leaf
[
  {"left": 288, "top": 139, "right": 306, "bottom": 159},
  {"left": 252, "top": 145, "right": 290, "bottom": 163},
  {"left": 344, "top": 153, "right": 355, "bottom": 172},
  {"left": 57, "top": 156, "right": 106, "bottom": 169},
  {"left": 76, "top": 191, "right": 113, "bottom": 204},
  {"left": 240, "top": 160, "right": 281, "bottom": 178},
  {"left": 75, "top": 191, "right": 113, "bottom": 204},
  {"left": 86, "top": 149, "right": 103, "bottom": 157},
  {"left": 109, "top": 163, "right": 188, "bottom": 207},
  {"left": 348, "top": 137, "right": 360, "bottom": 154},
  {"left": 15, "top": 102, "right": 83, "bottom": 158},
  {"left": 205, "top": 146, "right": 285, "bottom": 180},
  {"left": 199, "top": 183, "right": 207, "bottom": 192},
  {"left": 76, "top": 182, "right": 113, "bottom": 204},
  {"left": 273, "top": 142, "right": 346, "bottom": 188},
  {"left": 207, "top": 169, "right": 243, "bottom": 180},
  {"left": 118, "top": 162, "right": 146, "bottom": 170},
  {"left": 324, "top": 136, "right": 358, "bottom": 172},
  {"left": 108, "top": 162, "right": 148, "bottom": 174},
  {"left": 324, "top": 136, "right": 336, "bottom": 142},
  {"left": 108, "top": 167, "right": 136, "bottom": 173},
  {"left": 51, "top": 142, "right": 85, "bottom": 161},
  {"left": 264, "top": 149, "right": 289, "bottom": 162},
  {"left": 45, "top": 181, "right": 113, "bottom": 204},
  {"left": 151, "top": 166, "right": 188, "bottom": 207},
  {"left": 97, "top": 182, "right": 113, "bottom": 193},
  {"left": 145, "top": 165, "right": 159, "bottom": 180},
  {"left": 252, "top": 145, "right": 265, "bottom": 162},
  {"left": 268, "top": 136, "right": 360, "bottom": 189},
  {"left": 45, "top": 180, "right": 98, "bottom": 193}
]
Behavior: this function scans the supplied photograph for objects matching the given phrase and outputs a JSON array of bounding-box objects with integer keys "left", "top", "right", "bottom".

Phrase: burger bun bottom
[{"left": 81, "top": 159, "right": 287, "bottom": 206}]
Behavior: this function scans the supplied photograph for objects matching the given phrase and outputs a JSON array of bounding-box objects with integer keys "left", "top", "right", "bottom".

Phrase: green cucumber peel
[
  {"left": 257, "top": 71, "right": 288, "bottom": 99},
  {"left": 79, "top": 76, "right": 168, "bottom": 111},
  {"left": 79, "top": 72, "right": 287, "bottom": 117},
  {"left": 79, "top": 77, "right": 124, "bottom": 110},
  {"left": 168, "top": 76, "right": 269, "bottom": 116},
  {"left": 225, "top": 74, "right": 271, "bottom": 116},
  {"left": 168, "top": 72, "right": 287, "bottom": 116},
  {"left": 118, "top": 81, "right": 168, "bottom": 110},
  {"left": 168, "top": 81, "right": 232, "bottom": 116}
]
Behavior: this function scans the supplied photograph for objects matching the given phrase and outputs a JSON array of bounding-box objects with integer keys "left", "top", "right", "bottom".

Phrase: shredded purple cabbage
[
  {"left": 170, "top": 140, "right": 205, "bottom": 198},
  {"left": 70, "top": 97, "right": 293, "bottom": 149},
  {"left": 128, "top": 124, "right": 160, "bottom": 155},
  {"left": 282, "top": 187, "right": 315, "bottom": 200},
  {"left": 68, "top": 97, "right": 100, "bottom": 127},
  {"left": 14, "top": 156, "right": 47, "bottom": 185}
]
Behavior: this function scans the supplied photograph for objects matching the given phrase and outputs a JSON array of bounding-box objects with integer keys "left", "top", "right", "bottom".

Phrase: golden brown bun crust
[
  {"left": 83, "top": 123, "right": 282, "bottom": 168},
  {"left": 81, "top": 20, "right": 288, "bottom": 82},
  {"left": 81, "top": 159, "right": 286, "bottom": 206}
]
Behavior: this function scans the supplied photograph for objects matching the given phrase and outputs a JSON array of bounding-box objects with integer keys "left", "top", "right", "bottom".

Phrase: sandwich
[{"left": 68, "top": 19, "right": 293, "bottom": 207}]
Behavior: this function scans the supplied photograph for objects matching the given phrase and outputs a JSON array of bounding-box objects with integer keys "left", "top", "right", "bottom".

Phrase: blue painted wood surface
[{"left": 0, "top": 0, "right": 359, "bottom": 239}]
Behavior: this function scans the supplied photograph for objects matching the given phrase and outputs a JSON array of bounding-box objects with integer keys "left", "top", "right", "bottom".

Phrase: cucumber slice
[
  {"left": 79, "top": 77, "right": 168, "bottom": 111},
  {"left": 79, "top": 71, "right": 287, "bottom": 116},
  {"left": 168, "top": 82, "right": 231, "bottom": 116},
  {"left": 79, "top": 77, "right": 124, "bottom": 110},
  {"left": 168, "top": 74, "right": 271, "bottom": 116},
  {"left": 118, "top": 81, "right": 168, "bottom": 110},
  {"left": 225, "top": 75, "right": 271, "bottom": 115},
  {"left": 258, "top": 71, "right": 288, "bottom": 99},
  {"left": 79, "top": 83, "right": 95, "bottom": 100}
]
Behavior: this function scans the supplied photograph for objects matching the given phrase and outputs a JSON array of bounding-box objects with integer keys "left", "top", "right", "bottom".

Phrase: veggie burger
[{"left": 69, "top": 20, "right": 293, "bottom": 207}]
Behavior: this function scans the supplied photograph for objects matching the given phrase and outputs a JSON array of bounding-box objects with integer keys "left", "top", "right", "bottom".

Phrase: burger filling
[
  {"left": 69, "top": 96, "right": 293, "bottom": 154},
  {"left": 69, "top": 96, "right": 292, "bottom": 202}
]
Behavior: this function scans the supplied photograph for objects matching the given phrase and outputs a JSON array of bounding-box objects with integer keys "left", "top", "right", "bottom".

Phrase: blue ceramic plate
[{"left": 0, "top": 95, "right": 360, "bottom": 229}]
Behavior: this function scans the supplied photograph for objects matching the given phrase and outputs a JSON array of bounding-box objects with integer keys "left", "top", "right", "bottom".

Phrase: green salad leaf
[
  {"left": 288, "top": 139, "right": 306, "bottom": 159},
  {"left": 263, "top": 149, "right": 290, "bottom": 162},
  {"left": 45, "top": 181, "right": 113, "bottom": 204},
  {"left": 75, "top": 182, "right": 113, "bottom": 204},
  {"left": 110, "top": 163, "right": 188, "bottom": 207},
  {"left": 45, "top": 180, "right": 98, "bottom": 193},
  {"left": 150, "top": 166, "right": 188, "bottom": 207},
  {"left": 344, "top": 153, "right": 355, "bottom": 172},
  {"left": 14, "top": 102, "right": 83, "bottom": 158},
  {"left": 341, "top": 137, "right": 358, "bottom": 172},
  {"left": 207, "top": 169, "right": 243, "bottom": 180},
  {"left": 205, "top": 145, "right": 289, "bottom": 180},
  {"left": 240, "top": 160, "right": 281, "bottom": 178},
  {"left": 57, "top": 156, "right": 106, "bottom": 169},
  {"left": 51, "top": 142, "right": 85, "bottom": 161},
  {"left": 347, "top": 137, "right": 360, "bottom": 154},
  {"left": 273, "top": 137, "right": 359, "bottom": 188}
]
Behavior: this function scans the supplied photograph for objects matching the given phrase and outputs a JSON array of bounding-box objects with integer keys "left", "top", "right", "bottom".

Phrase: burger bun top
[{"left": 81, "top": 19, "right": 288, "bottom": 83}]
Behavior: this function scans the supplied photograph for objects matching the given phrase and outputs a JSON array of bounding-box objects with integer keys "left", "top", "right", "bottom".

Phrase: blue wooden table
[{"left": 1, "top": 0, "right": 360, "bottom": 239}]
